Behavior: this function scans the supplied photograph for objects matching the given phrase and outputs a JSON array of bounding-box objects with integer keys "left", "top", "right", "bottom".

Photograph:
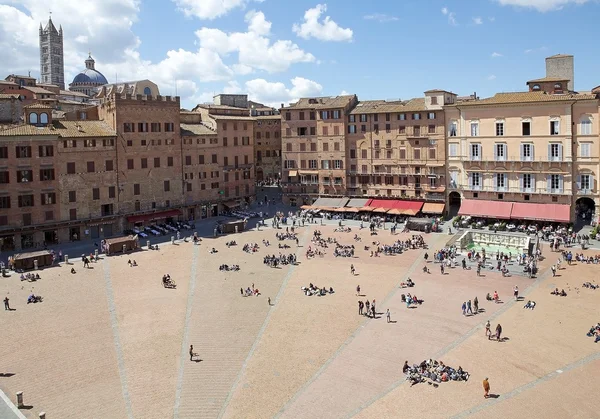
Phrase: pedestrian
[
  {"left": 485, "top": 320, "right": 491, "bottom": 339},
  {"left": 495, "top": 323, "right": 502, "bottom": 342},
  {"left": 441, "top": 264, "right": 445, "bottom": 275},
  {"left": 462, "top": 301, "right": 467, "bottom": 316},
  {"left": 473, "top": 296, "right": 479, "bottom": 314},
  {"left": 551, "top": 265, "right": 556, "bottom": 277},
  {"left": 386, "top": 308, "right": 391, "bottom": 323},
  {"left": 467, "top": 299, "right": 473, "bottom": 315},
  {"left": 189, "top": 345, "right": 195, "bottom": 361},
  {"left": 365, "top": 300, "right": 371, "bottom": 316},
  {"left": 4, "top": 296, "right": 9, "bottom": 310},
  {"left": 371, "top": 305, "right": 376, "bottom": 318},
  {"left": 513, "top": 286, "right": 519, "bottom": 301},
  {"left": 476, "top": 264, "right": 481, "bottom": 277},
  {"left": 356, "top": 285, "right": 361, "bottom": 296},
  {"left": 358, "top": 300, "right": 363, "bottom": 315},
  {"left": 240, "top": 288, "right": 244, "bottom": 296},
  {"left": 462, "top": 259, "right": 467, "bottom": 269},
  {"left": 483, "top": 377, "right": 490, "bottom": 398}
]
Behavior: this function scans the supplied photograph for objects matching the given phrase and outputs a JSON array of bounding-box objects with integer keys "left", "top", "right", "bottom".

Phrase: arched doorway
[
  {"left": 256, "top": 168, "right": 264, "bottom": 182},
  {"left": 575, "top": 197, "right": 596, "bottom": 226},
  {"left": 448, "top": 191, "right": 461, "bottom": 218}
]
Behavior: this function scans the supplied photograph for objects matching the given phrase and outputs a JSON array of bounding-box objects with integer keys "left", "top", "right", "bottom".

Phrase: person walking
[
  {"left": 485, "top": 320, "right": 491, "bottom": 339},
  {"left": 462, "top": 302, "right": 467, "bottom": 316},
  {"left": 551, "top": 265, "right": 556, "bottom": 277},
  {"left": 356, "top": 285, "right": 361, "bottom": 296},
  {"left": 358, "top": 300, "right": 363, "bottom": 315},
  {"left": 365, "top": 300, "right": 371, "bottom": 317},
  {"left": 473, "top": 297, "right": 479, "bottom": 314},
  {"left": 467, "top": 300, "right": 473, "bottom": 315},
  {"left": 268, "top": 297, "right": 271, "bottom": 306},
  {"left": 371, "top": 305, "right": 376, "bottom": 318},
  {"left": 483, "top": 377, "right": 490, "bottom": 398},
  {"left": 476, "top": 264, "right": 481, "bottom": 277},
  {"left": 462, "top": 259, "right": 467, "bottom": 269},
  {"left": 513, "top": 286, "right": 519, "bottom": 301},
  {"left": 495, "top": 324, "right": 503, "bottom": 342},
  {"left": 189, "top": 345, "right": 195, "bottom": 361},
  {"left": 386, "top": 309, "right": 391, "bottom": 323},
  {"left": 441, "top": 264, "right": 445, "bottom": 275},
  {"left": 350, "top": 264, "right": 356, "bottom": 275},
  {"left": 240, "top": 288, "right": 244, "bottom": 296},
  {"left": 4, "top": 296, "right": 10, "bottom": 310}
]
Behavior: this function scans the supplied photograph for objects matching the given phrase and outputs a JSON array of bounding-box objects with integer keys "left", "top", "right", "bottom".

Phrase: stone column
[{"left": 16, "top": 391, "right": 23, "bottom": 408}]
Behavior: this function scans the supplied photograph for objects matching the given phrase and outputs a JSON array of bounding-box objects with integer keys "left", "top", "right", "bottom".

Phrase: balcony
[
  {"left": 462, "top": 185, "right": 572, "bottom": 195},
  {"left": 577, "top": 188, "right": 595, "bottom": 196},
  {"left": 463, "top": 155, "right": 569, "bottom": 163}
]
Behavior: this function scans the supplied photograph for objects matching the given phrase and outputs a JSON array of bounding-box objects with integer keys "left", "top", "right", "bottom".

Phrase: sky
[{"left": 0, "top": 0, "right": 599, "bottom": 109}]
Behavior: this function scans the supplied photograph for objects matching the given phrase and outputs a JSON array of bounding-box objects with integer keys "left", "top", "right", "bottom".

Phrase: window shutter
[
  {"left": 555, "top": 121, "right": 560, "bottom": 134},
  {"left": 531, "top": 175, "right": 535, "bottom": 192},
  {"left": 493, "top": 174, "right": 497, "bottom": 190},
  {"left": 504, "top": 174, "right": 508, "bottom": 190},
  {"left": 468, "top": 173, "right": 473, "bottom": 188},
  {"left": 576, "top": 175, "right": 581, "bottom": 190},
  {"left": 546, "top": 175, "right": 551, "bottom": 193},
  {"left": 547, "top": 144, "right": 552, "bottom": 161},
  {"left": 519, "top": 174, "right": 523, "bottom": 192},
  {"left": 559, "top": 176, "right": 564, "bottom": 194},
  {"left": 494, "top": 144, "right": 497, "bottom": 160},
  {"left": 558, "top": 144, "right": 563, "bottom": 160},
  {"left": 591, "top": 175, "right": 595, "bottom": 192},
  {"left": 531, "top": 144, "right": 535, "bottom": 161}
]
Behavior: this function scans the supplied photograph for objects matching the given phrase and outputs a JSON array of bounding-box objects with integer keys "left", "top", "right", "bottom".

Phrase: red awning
[
  {"left": 510, "top": 203, "right": 571, "bottom": 223},
  {"left": 365, "top": 199, "right": 424, "bottom": 213},
  {"left": 458, "top": 199, "right": 513, "bottom": 219},
  {"left": 366, "top": 199, "right": 397, "bottom": 209},
  {"left": 127, "top": 209, "right": 181, "bottom": 223}
]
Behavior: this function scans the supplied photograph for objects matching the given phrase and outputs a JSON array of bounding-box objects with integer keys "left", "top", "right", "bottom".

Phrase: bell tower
[{"left": 39, "top": 15, "right": 65, "bottom": 89}]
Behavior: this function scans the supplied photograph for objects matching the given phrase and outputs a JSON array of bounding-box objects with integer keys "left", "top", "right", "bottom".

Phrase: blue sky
[{"left": 1, "top": 0, "right": 598, "bottom": 108}]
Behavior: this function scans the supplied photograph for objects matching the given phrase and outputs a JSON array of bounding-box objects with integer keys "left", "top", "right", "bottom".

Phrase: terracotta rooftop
[
  {"left": 206, "top": 114, "right": 256, "bottom": 121},
  {"left": 452, "top": 91, "right": 598, "bottom": 107},
  {"left": 526, "top": 76, "right": 570, "bottom": 83},
  {"left": 424, "top": 89, "right": 453, "bottom": 94},
  {"left": 254, "top": 114, "right": 281, "bottom": 120},
  {"left": 180, "top": 123, "right": 216, "bottom": 136},
  {"left": 285, "top": 95, "right": 356, "bottom": 110},
  {"left": 23, "top": 103, "right": 54, "bottom": 109},
  {"left": 23, "top": 86, "right": 56, "bottom": 95},
  {"left": 0, "top": 94, "right": 20, "bottom": 99},
  {"left": 349, "top": 98, "right": 427, "bottom": 114},
  {"left": 59, "top": 89, "right": 90, "bottom": 98},
  {"left": 0, "top": 120, "right": 116, "bottom": 137}
]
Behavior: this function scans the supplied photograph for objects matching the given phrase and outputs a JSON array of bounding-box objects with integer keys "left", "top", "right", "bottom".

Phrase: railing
[
  {"left": 577, "top": 189, "right": 595, "bottom": 195},
  {"left": 461, "top": 156, "right": 569, "bottom": 163},
  {"left": 462, "top": 185, "right": 572, "bottom": 194}
]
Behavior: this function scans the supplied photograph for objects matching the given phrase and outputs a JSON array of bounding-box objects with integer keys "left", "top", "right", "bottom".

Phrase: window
[
  {"left": 549, "top": 143, "right": 562, "bottom": 161},
  {"left": 413, "top": 148, "right": 421, "bottom": 160},
  {"left": 323, "top": 143, "right": 329, "bottom": 152},
  {"left": 310, "top": 127, "right": 316, "bottom": 136},
  {"left": 334, "top": 160, "right": 343, "bottom": 169},
  {"left": 550, "top": 120, "right": 560, "bottom": 135},
  {"left": 0, "top": 171, "right": 8, "bottom": 183},
  {"left": 126, "top": 159, "right": 133, "bottom": 170},
  {"left": 284, "top": 160, "right": 296, "bottom": 169},
  {"left": 23, "top": 214, "right": 32, "bottom": 226},
  {"left": 374, "top": 124, "right": 379, "bottom": 133},
  {"left": 234, "top": 137, "right": 239, "bottom": 146},
  {"left": 185, "top": 155, "right": 192, "bottom": 165},
  {"left": 29, "top": 113, "right": 38, "bottom": 124},
  {"left": 469, "top": 172, "right": 482, "bottom": 190},
  {"left": 41, "top": 192, "right": 55, "bottom": 205},
  {"left": 428, "top": 125, "right": 436, "bottom": 134},
  {"left": 521, "top": 143, "right": 534, "bottom": 161},
  {"left": 385, "top": 124, "right": 391, "bottom": 133},
  {"left": 495, "top": 122, "right": 504, "bottom": 136},
  {"left": 108, "top": 186, "right": 116, "bottom": 199},
  {"left": 321, "top": 160, "right": 330, "bottom": 170},
  {"left": 495, "top": 173, "right": 507, "bottom": 191},
  {"left": 578, "top": 174, "right": 593, "bottom": 193},
  {"left": 522, "top": 121, "right": 531, "bottom": 136},
  {"left": 449, "top": 143, "right": 458, "bottom": 157},
  {"left": 470, "top": 122, "right": 479, "bottom": 137},
  {"left": 93, "top": 188, "right": 100, "bottom": 200},
  {"left": 164, "top": 180, "right": 170, "bottom": 192},
  {"left": 106, "top": 160, "right": 114, "bottom": 171},
  {"left": 70, "top": 209, "right": 77, "bottom": 220},
  {"left": 165, "top": 123, "right": 174, "bottom": 132},
  {"left": 285, "top": 112, "right": 291, "bottom": 121},
  {"left": 548, "top": 174, "right": 563, "bottom": 193},
  {"left": 0, "top": 146, "right": 7, "bottom": 159},
  {"left": 449, "top": 121, "right": 457, "bottom": 137},
  {"left": 412, "top": 113, "right": 421, "bottom": 120},
  {"left": 521, "top": 173, "right": 534, "bottom": 192},
  {"left": 349, "top": 115, "right": 355, "bottom": 123},
  {"left": 580, "top": 143, "right": 591, "bottom": 158},
  {"left": 154, "top": 157, "right": 161, "bottom": 167},
  {"left": 431, "top": 97, "right": 438, "bottom": 105},
  {"left": 299, "top": 111, "right": 305, "bottom": 120},
  {"left": 168, "top": 157, "right": 173, "bottom": 167},
  {"left": 397, "top": 113, "right": 405, "bottom": 121},
  {"left": 16, "top": 146, "right": 31, "bottom": 158},
  {"left": 428, "top": 112, "right": 435, "bottom": 120},
  {"left": 554, "top": 83, "right": 562, "bottom": 90},
  {"left": 211, "top": 154, "right": 218, "bottom": 164},
  {"left": 348, "top": 125, "right": 357, "bottom": 134},
  {"left": 123, "top": 122, "right": 134, "bottom": 132},
  {"left": 103, "top": 139, "right": 115, "bottom": 147},
  {"left": 140, "top": 158, "right": 148, "bottom": 169},
  {"left": 151, "top": 122, "right": 161, "bottom": 132},
  {"left": 321, "top": 111, "right": 328, "bottom": 120},
  {"left": 84, "top": 139, "right": 96, "bottom": 147},
  {"left": 309, "top": 159, "right": 318, "bottom": 169},
  {"left": 495, "top": 143, "right": 506, "bottom": 161},
  {"left": 0, "top": 196, "right": 10, "bottom": 209},
  {"left": 581, "top": 118, "right": 592, "bottom": 135},
  {"left": 17, "top": 170, "right": 33, "bottom": 183},
  {"left": 40, "top": 168, "right": 55, "bottom": 181},
  {"left": 38, "top": 145, "right": 53, "bottom": 157},
  {"left": 134, "top": 184, "right": 141, "bottom": 195},
  {"left": 532, "top": 84, "right": 540, "bottom": 91},
  {"left": 429, "top": 148, "right": 436, "bottom": 159},
  {"left": 18, "top": 194, "right": 34, "bottom": 207},
  {"left": 470, "top": 144, "right": 481, "bottom": 161},
  {"left": 39, "top": 113, "right": 49, "bottom": 124}
]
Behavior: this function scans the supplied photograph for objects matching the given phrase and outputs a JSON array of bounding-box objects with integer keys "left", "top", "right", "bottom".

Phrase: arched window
[
  {"left": 532, "top": 84, "right": 540, "bottom": 91},
  {"left": 143, "top": 87, "right": 151, "bottom": 95},
  {"left": 554, "top": 83, "right": 562, "bottom": 90},
  {"left": 29, "top": 112, "right": 38, "bottom": 124},
  {"left": 40, "top": 113, "right": 49, "bottom": 124}
]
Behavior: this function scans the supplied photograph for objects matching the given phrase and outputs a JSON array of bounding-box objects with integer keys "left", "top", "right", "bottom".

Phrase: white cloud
[
  {"left": 441, "top": 7, "right": 457, "bottom": 25},
  {"left": 473, "top": 17, "right": 483, "bottom": 24},
  {"left": 223, "top": 80, "right": 242, "bottom": 94},
  {"left": 244, "top": 77, "right": 323, "bottom": 107},
  {"left": 173, "top": 0, "right": 264, "bottom": 20},
  {"left": 363, "top": 13, "right": 399, "bottom": 22},
  {"left": 489, "top": 16, "right": 496, "bottom": 21},
  {"left": 293, "top": 4, "right": 353, "bottom": 42},
  {"left": 491, "top": 52, "right": 503, "bottom": 57},
  {"left": 196, "top": 10, "right": 315, "bottom": 73},
  {"left": 340, "top": 90, "right": 350, "bottom": 95},
  {"left": 524, "top": 46, "right": 548, "bottom": 53},
  {"left": 496, "top": 0, "right": 590, "bottom": 12},
  {"left": 487, "top": 74, "right": 497, "bottom": 80}
]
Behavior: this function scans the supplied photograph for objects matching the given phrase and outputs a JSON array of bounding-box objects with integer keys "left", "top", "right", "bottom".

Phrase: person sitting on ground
[
  {"left": 329, "top": 287, "right": 334, "bottom": 293},
  {"left": 493, "top": 291, "right": 499, "bottom": 303},
  {"left": 551, "top": 288, "right": 559, "bottom": 295},
  {"left": 560, "top": 289, "right": 567, "bottom": 297},
  {"left": 486, "top": 293, "right": 492, "bottom": 301},
  {"left": 210, "top": 248, "right": 217, "bottom": 254},
  {"left": 403, "top": 360, "right": 410, "bottom": 374},
  {"left": 407, "top": 278, "right": 414, "bottom": 287},
  {"left": 128, "top": 259, "right": 132, "bottom": 266},
  {"left": 132, "top": 260, "right": 137, "bottom": 267},
  {"left": 422, "top": 266, "right": 430, "bottom": 274},
  {"left": 35, "top": 273, "right": 40, "bottom": 280},
  {"left": 71, "top": 267, "right": 76, "bottom": 274}
]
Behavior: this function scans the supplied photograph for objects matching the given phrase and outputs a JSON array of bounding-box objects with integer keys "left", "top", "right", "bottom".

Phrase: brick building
[{"left": 254, "top": 114, "right": 281, "bottom": 182}]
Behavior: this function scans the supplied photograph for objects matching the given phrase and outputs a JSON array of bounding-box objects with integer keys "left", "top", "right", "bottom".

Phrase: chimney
[{"left": 280, "top": 103, "right": 284, "bottom": 109}]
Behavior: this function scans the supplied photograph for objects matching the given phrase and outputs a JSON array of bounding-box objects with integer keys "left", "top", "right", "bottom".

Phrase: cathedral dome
[{"left": 72, "top": 68, "right": 108, "bottom": 85}]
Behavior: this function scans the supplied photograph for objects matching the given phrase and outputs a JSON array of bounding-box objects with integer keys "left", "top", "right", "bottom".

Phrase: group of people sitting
[
  {"left": 311, "top": 231, "right": 336, "bottom": 249},
  {"left": 278, "top": 243, "right": 291, "bottom": 249},
  {"left": 574, "top": 253, "right": 600, "bottom": 264},
  {"left": 20, "top": 273, "right": 41, "bottom": 282},
  {"left": 334, "top": 226, "right": 352, "bottom": 233},
  {"left": 262, "top": 239, "right": 271, "bottom": 247},
  {"left": 263, "top": 253, "right": 296, "bottom": 268},
  {"left": 305, "top": 246, "right": 325, "bottom": 259},
  {"left": 486, "top": 291, "right": 500, "bottom": 303},
  {"left": 586, "top": 323, "right": 600, "bottom": 343},
  {"left": 242, "top": 243, "right": 260, "bottom": 253},
  {"left": 333, "top": 244, "right": 355, "bottom": 258},
  {"left": 241, "top": 286, "right": 260, "bottom": 297},
  {"left": 400, "top": 278, "right": 415, "bottom": 288},
  {"left": 301, "top": 283, "right": 334, "bottom": 296},
  {"left": 225, "top": 240, "right": 237, "bottom": 248},
  {"left": 583, "top": 282, "right": 598, "bottom": 290},
  {"left": 219, "top": 264, "right": 240, "bottom": 271},
  {"left": 403, "top": 359, "right": 469, "bottom": 387},
  {"left": 402, "top": 293, "right": 422, "bottom": 307},
  {"left": 149, "top": 244, "right": 160, "bottom": 251},
  {"left": 523, "top": 300, "right": 537, "bottom": 309},
  {"left": 275, "top": 232, "right": 298, "bottom": 241},
  {"left": 27, "top": 293, "right": 43, "bottom": 304},
  {"left": 551, "top": 288, "right": 567, "bottom": 297},
  {"left": 127, "top": 260, "right": 138, "bottom": 267},
  {"left": 162, "top": 274, "right": 176, "bottom": 288}
]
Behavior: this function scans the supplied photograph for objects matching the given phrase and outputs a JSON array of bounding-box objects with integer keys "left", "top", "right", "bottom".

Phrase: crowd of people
[
  {"left": 302, "top": 283, "right": 334, "bottom": 296},
  {"left": 573, "top": 253, "right": 600, "bottom": 264},
  {"left": 263, "top": 253, "right": 296, "bottom": 268},
  {"left": 241, "top": 285, "right": 260, "bottom": 297},
  {"left": 243, "top": 243, "right": 260, "bottom": 253},
  {"left": 219, "top": 264, "right": 240, "bottom": 271},
  {"left": 20, "top": 273, "right": 41, "bottom": 282},
  {"left": 333, "top": 244, "right": 355, "bottom": 258},
  {"left": 403, "top": 359, "right": 470, "bottom": 387},
  {"left": 358, "top": 298, "right": 377, "bottom": 317},
  {"left": 586, "top": 323, "right": 600, "bottom": 343}
]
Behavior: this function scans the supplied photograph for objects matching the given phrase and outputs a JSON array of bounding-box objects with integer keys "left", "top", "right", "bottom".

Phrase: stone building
[
  {"left": 0, "top": 94, "right": 23, "bottom": 124},
  {"left": 254, "top": 114, "right": 281, "bottom": 182},
  {"left": 280, "top": 95, "right": 357, "bottom": 206},
  {"left": 39, "top": 17, "right": 65, "bottom": 89}
]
